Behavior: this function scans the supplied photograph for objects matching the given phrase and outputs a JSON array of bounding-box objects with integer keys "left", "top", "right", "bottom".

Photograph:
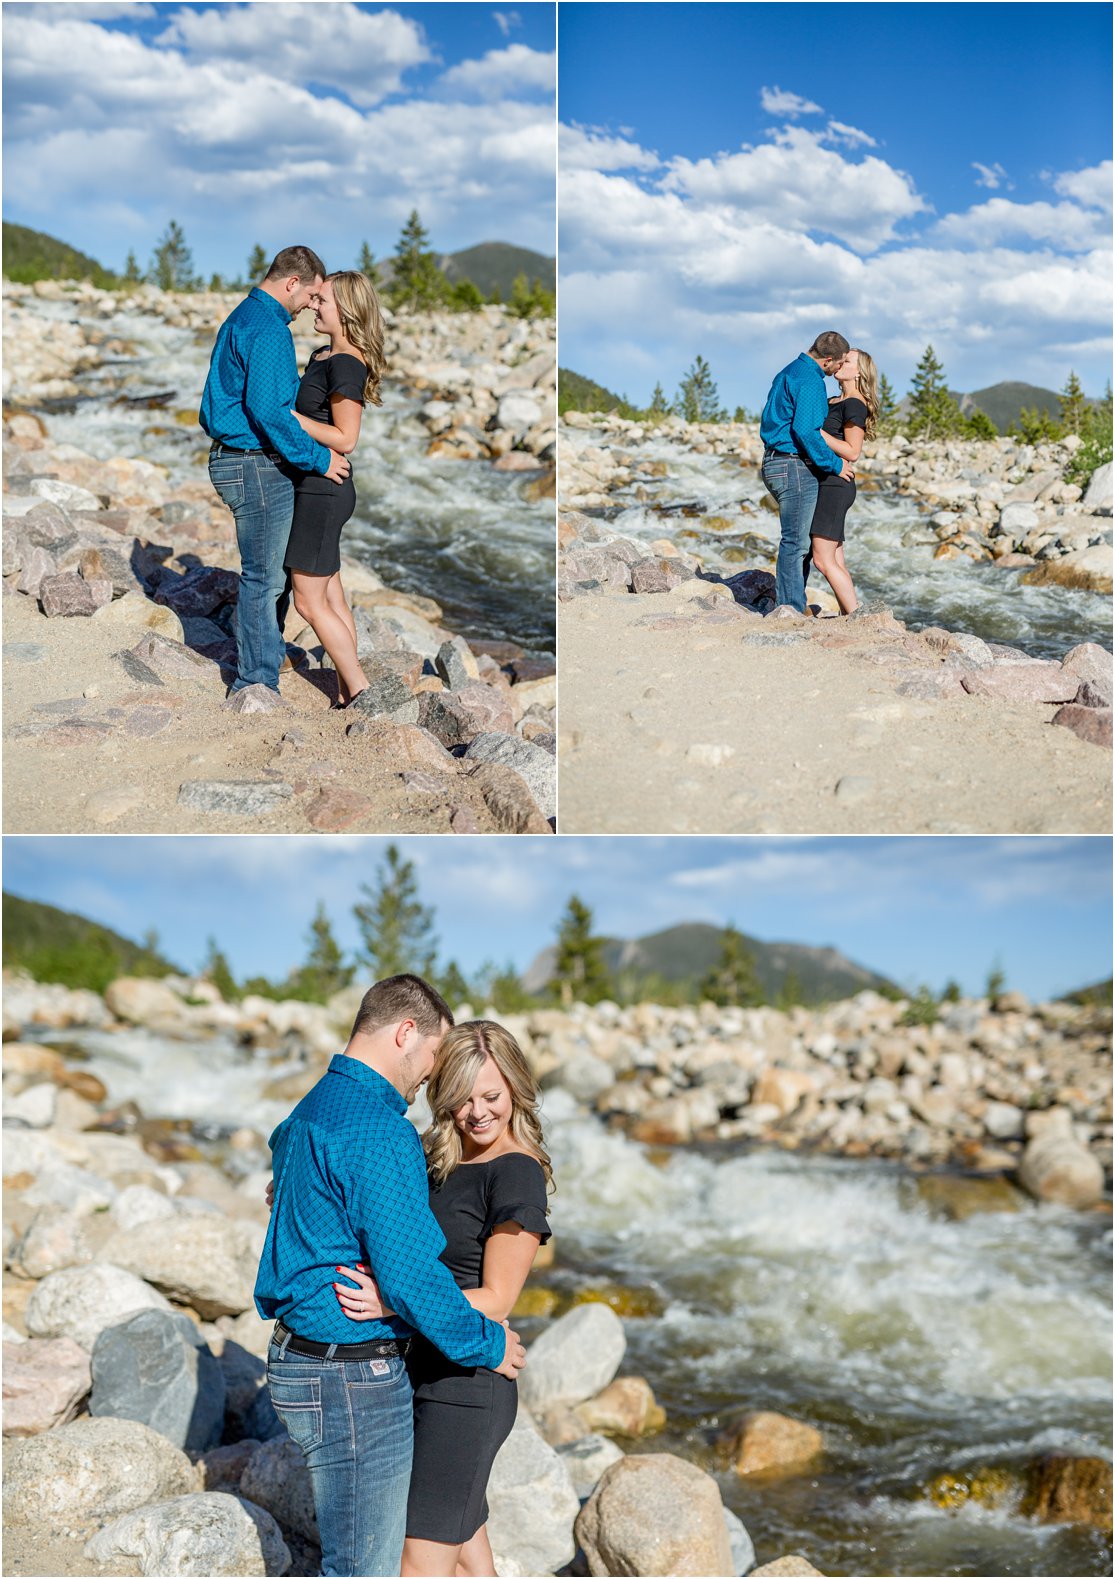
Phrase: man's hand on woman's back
[
  {"left": 325, "top": 450, "right": 351, "bottom": 484},
  {"left": 493, "top": 1319, "right": 527, "bottom": 1379}
]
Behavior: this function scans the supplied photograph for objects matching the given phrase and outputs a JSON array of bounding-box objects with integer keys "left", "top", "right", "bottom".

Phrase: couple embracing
[
  {"left": 255, "top": 973, "right": 551, "bottom": 1578},
  {"left": 760, "top": 330, "right": 881, "bottom": 617},
  {"left": 200, "top": 245, "right": 384, "bottom": 711}
]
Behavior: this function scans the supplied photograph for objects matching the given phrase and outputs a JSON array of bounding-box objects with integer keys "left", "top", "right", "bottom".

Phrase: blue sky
[
  {"left": 559, "top": 2, "right": 1112, "bottom": 410},
  {"left": 2, "top": 2, "right": 556, "bottom": 277},
  {"left": 3, "top": 837, "right": 1110, "bottom": 1000}
]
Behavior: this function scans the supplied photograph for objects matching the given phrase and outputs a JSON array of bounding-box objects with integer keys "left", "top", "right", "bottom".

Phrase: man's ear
[{"left": 395, "top": 1017, "right": 417, "bottom": 1049}]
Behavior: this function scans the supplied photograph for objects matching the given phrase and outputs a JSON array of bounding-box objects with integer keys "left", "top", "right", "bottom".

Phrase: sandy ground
[
  {"left": 1, "top": 593, "right": 532, "bottom": 836},
  {"left": 557, "top": 596, "right": 1112, "bottom": 834}
]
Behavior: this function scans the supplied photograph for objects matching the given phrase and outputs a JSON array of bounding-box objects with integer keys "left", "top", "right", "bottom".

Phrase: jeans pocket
[
  {"left": 349, "top": 1356, "right": 407, "bottom": 1390},
  {"left": 210, "top": 462, "right": 245, "bottom": 512},
  {"left": 269, "top": 1373, "right": 324, "bottom": 1450}
]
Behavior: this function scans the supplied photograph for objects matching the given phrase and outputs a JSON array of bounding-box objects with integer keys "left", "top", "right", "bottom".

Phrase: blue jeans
[
  {"left": 208, "top": 446, "right": 294, "bottom": 691},
  {"left": 267, "top": 1335, "right": 414, "bottom": 1578},
  {"left": 762, "top": 449, "right": 818, "bottom": 613}
]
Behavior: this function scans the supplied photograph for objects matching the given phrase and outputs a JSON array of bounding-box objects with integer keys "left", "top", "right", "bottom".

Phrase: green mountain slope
[
  {"left": 558, "top": 367, "right": 630, "bottom": 416},
  {"left": 2, "top": 221, "right": 118, "bottom": 286},
  {"left": 2, "top": 893, "right": 178, "bottom": 993},
  {"left": 959, "top": 381, "right": 1067, "bottom": 433},
  {"left": 524, "top": 921, "right": 896, "bottom": 1004},
  {"left": 441, "top": 242, "right": 554, "bottom": 297}
]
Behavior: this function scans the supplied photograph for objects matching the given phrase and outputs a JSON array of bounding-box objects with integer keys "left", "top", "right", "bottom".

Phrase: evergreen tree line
[
  {"left": 113, "top": 211, "right": 552, "bottom": 319},
  {"left": 564, "top": 346, "right": 1112, "bottom": 490}
]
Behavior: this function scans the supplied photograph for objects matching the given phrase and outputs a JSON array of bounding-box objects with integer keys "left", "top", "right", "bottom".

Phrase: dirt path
[{"left": 557, "top": 596, "right": 1112, "bottom": 834}]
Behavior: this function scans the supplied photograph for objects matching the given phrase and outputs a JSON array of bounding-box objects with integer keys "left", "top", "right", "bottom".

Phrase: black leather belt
[
  {"left": 210, "top": 441, "right": 265, "bottom": 455},
  {"left": 273, "top": 1320, "right": 410, "bottom": 1360}
]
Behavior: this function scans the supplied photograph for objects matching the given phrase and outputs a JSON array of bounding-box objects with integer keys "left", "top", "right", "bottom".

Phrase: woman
[
  {"left": 807, "top": 347, "right": 880, "bottom": 615},
  {"left": 333, "top": 1021, "right": 552, "bottom": 1579},
  {"left": 287, "top": 271, "right": 386, "bottom": 707}
]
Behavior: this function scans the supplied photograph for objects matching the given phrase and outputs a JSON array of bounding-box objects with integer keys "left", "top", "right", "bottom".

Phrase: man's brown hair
[
  {"left": 264, "top": 245, "right": 326, "bottom": 284},
  {"left": 810, "top": 331, "right": 850, "bottom": 361},
  {"left": 349, "top": 974, "right": 454, "bottom": 1040}
]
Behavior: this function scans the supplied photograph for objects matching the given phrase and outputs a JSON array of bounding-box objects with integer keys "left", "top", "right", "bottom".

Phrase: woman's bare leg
[
  {"left": 402, "top": 1536, "right": 463, "bottom": 1577},
  {"left": 455, "top": 1524, "right": 495, "bottom": 1577},
  {"left": 325, "top": 572, "right": 358, "bottom": 651},
  {"left": 810, "top": 537, "right": 858, "bottom": 614},
  {"left": 290, "top": 570, "right": 367, "bottom": 704}
]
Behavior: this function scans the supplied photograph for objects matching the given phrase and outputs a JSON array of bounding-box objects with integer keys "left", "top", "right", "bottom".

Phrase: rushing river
[
  {"left": 566, "top": 427, "right": 1113, "bottom": 662},
  {"left": 28, "top": 1023, "right": 1114, "bottom": 1579},
  {"left": 21, "top": 298, "right": 555, "bottom": 656}
]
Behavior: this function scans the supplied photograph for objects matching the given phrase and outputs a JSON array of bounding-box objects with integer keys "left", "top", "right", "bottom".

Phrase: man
[
  {"left": 200, "top": 245, "right": 351, "bottom": 705},
  {"left": 255, "top": 974, "right": 526, "bottom": 1578},
  {"left": 759, "top": 331, "right": 856, "bottom": 613}
]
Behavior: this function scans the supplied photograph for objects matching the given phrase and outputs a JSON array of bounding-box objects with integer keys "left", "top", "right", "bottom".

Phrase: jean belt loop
[
  {"left": 278, "top": 1325, "right": 292, "bottom": 1358},
  {"left": 325, "top": 1342, "right": 338, "bottom": 1360}
]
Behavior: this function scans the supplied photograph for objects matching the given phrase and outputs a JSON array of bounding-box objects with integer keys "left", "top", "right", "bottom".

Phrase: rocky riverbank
[{"left": 2, "top": 282, "right": 556, "bottom": 834}]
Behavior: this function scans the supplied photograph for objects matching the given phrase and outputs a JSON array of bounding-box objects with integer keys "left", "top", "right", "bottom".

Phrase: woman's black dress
[
  {"left": 284, "top": 349, "right": 366, "bottom": 577},
  {"left": 405, "top": 1152, "right": 550, "bottom": 1546},
  {"left": 810, "top": 395, "right": 867, "bottom": 542}
]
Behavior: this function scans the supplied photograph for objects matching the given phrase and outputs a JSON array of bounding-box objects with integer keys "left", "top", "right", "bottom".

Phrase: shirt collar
[
  {"left": 798, "top": 352, "right": 825, "bottom": 380},
  {"left": 327, "top": 1053, "right": 407, "bottom": 1114},
  {"left": 249, "top": 285, "right": 292, "bottom": 324}
]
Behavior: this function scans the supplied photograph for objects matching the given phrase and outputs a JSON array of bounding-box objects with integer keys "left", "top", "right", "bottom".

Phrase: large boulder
[
  {"left": 10, "top": 1205, "right": 97, "bottom": 1278},
  {"left": 1021, "top": 1455, "right": 1112, "bottom": 1531},
  {"left": 518, "top": 1304, "right": 626, "bottom": 1413},
  {"left": 463, "top": 732, "right": 556, "bottom": 819},
  {"left": 576, "top": 1453, "right": 735, "bottom": 1576},
  {"left": 104, "top": 976, "right": 187, "bottom": 1026},
  {"left": 555, "top": 1433, "right": 625, "bottom": 1498},
  {"left": 239, "top": 1433, "right": 318, "bottom": 1542},
  {"left": 2, "top": 1415, "right": 197, "bottom": 1528},
  {"left": 99, "top": 1214, "right": 262, "bottom": 1318},
  {"left": 85, "top": 1492, "right": 291, "bottom": 1576},
  {"left": 576, "top": 1376, "right": 665, "bottom": 1437},
  {"left": 2, "top": 1336, "right": 91, "bottom": 1436},
  {"left": 1018, "top": 1118, "right": 1104, "bottom": 1209},
  {"left": 90, "top": 1308, "right": 226, "bottom": 1452},
  {"left": 726, "top": 1412, "right": 825, "bottom": 1477},
  {"left": 487, "top": 1409, "right": 580, "bottom": 1577},
  {"left": 1082, "top": 460, "right": 1112, "bottom": 514},
  {"left": 25, "top": 1262, "right": 172, "bottom": 1350}
]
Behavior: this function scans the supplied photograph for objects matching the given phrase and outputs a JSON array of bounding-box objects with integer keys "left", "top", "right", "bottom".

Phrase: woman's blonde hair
[
  {"left": 423, "top": 1020, "right": 553, "bottom": 1194},
  {"left": 327, "top": 270, "right": 386, "bottom": 407},
  {"left": 851, "top": 348, "right": 881, "bottom": 440}
]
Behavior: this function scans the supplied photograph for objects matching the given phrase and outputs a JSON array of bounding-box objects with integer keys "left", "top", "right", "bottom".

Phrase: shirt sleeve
[
  {"left": 791, "top": 376, "right": 844, "bottom": 474},
  {"left": 328, "top": 355, "right": 368, "bottom": 406},
  {"left": 843, "top": 397, "right": 868, "bottom": 431},
  {"left": 345, "top": 1127, "right": 506, "bottom": 1370},
  {"left": 241, "top": 320, "right": 333, "bottom": 474},
  {"left": 485, "top": 1155, "right": 551, "bottom": 1243}
]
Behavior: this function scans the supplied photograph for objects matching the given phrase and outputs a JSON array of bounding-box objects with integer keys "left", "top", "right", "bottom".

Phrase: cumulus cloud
[
  {"left": 155, "top": 2, "right": 431, "bottom": 108},
  {"left": 558, "top": 122, "right": 659, "bottom": 173},
  {"left": 826, "top": 121, "right": 877, "bottom": 149},
  {"left": 1052, "top": 160, "right": 1113, "bottom": 213},
  {"left": 436, "top": 43, "right": 554, "bottom": 101},
  {"left": 760, "top": 85, "right": 823, "bottom": 118},
  {"left": 972, "top": 160, "right": 1011, "bottom": 190},
  {"left": 493, "top": 10, "right": 521, "bottom": 36},
  {"left": 935, "top": 196, "right": 1111, "bottom": 254}
]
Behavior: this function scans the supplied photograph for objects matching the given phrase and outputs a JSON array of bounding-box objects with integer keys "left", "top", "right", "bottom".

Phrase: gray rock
[
  {"left": 435, "top": 636, "right": 479, "bottom": 690},
  {"left": 550, "top": 1052, "right": 615, "bottom": 1105},
  {"left": 11, "top": 1205, "right": 96, "bottom": 1278},
  {"left": 488, "top": 1410, "right": 579, "bottom": 1577},
  {"left": 111, "top": 1183, "right": 179, "bottom": 1232},
  {"left": 240, "top": 1433, "right": 318, "bottom": 1542},
  {"left": 40, "top": 571, "right": 99, "bottom": 617},
  {"left": 1082, "top": 460, "right": 1112, "bottom": 514},
  {"left": 725, "top": 1506, "right": 757, "bottom": 1576},
  {"left": 1062, "top": 642, "right": 1113, "bottom": 707},
  {"left": 576, "top": 1453, "right": 735, "bottom": 1576},
  {"left": 2, "top": 1415, "right": 197, "bottom": 1528},
  {"left": 98, "top": 1215, "right": 261, "bottom": 1319},
  {"left": 998, "top": 501, "right": 1041, "bottom": 537},
  {"left": 983, "top": 1101, "right": 1025, "bottom": 1140},
  {"left": 1018, "top": 1127, "right": 1104, "bottom": 1208},
  {"left": 85, "top": 1492, "right": 290, "bottom": 1577},
  {"left": 346, "top": 671, "right": 420, "bottom": 725},
  {"left": 25, "top": 1262, "right": 173, "bottom": 1351},
  {"left": 2, "top": 1336, "right": 91, "bottom": 1437},
  {"left": 556, "top": 1433, "right": 625, "bottom": 1498},
  {"left": 16, "top": 545, "right": 56, "bottom": 597},
  {"left": 518, "top": 1304, "right": 626, "bottom": 1413},
  {"left": 3, "top": 642, "right": 48, "bottom": 665},
  {"left": 419, "top": 685, "right": 513, "bottom": 746},
  {"left": 463, "top": 731, "right": 556, "bottom": 818},
  {"left": 90, "top": 1309, "right": 226, "bottom": 1452},
  {"left": 834, "top": 775, "right": 874, "bottom": 803},
  {"left": 177, "top": 781, "right": 295, "bottom": 817},
  {"left": 30, "top": 477, "right": 102, "bottom": 512},
  {"left": 130, "top": 630, "right": 219, "bottom": 684}
]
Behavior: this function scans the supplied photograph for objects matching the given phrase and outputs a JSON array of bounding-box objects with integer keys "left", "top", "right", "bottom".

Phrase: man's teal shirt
[
  {"left": 760, "top": 352, "right": 843, "bottom": 474},
  {"left": 255, "top": 1054, "right": 506, "bottom": 1368}
]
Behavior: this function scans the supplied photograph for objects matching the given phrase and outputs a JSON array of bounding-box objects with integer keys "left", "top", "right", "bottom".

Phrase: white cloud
[
  {"left": 436, "top": 43, "right": 554, "bottom": 102},
  {"left": 760, "top": 85, "right": 823, "bottom": 118},
  {"left": 826, "top": 120, "right": 877, "bottom": 149},
  {"left": 972, "top": 161, "right": 1011, "bottom": 191},
  {"left": 155, "top": 2, "right": 431, "bottom": 109},
  {"left": 493, "top": 10, "right": 521, "bottom": 37},
  {"left": 558, "top": 122, "right": 659, "bottom": 173},
  {"left": 16, "top": 2, "right": 157, "bottom": 16},
  {"left": 1053, "top": 160, "right": 1113, "bottom": 213},
  {"left": 936, "top": 197, "right": 1110, "bottom": 253}
]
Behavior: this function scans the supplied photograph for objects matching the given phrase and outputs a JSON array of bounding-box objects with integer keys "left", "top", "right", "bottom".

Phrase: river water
[
  {"left": 20, "top": 298, "right": 555, "bottom": 656},
  {"left": 29, "top": 1023, "right": 1114, "bottom": 1578},
  {"left": 566, "top": 428, "right": 1112, "bottom": 662}
]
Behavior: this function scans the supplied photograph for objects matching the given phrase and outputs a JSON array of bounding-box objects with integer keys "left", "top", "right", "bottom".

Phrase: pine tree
[
  {"left": 986, "top": 961, "right": 1006, "bottom": 1001},
  {"left": 149, "top": 220, "right": 197, "bottom": 292},
  {"left": 353, "top": 844, "right": 438, "bottom": 980},
  {"left": 123, "top": 250, "right": 142, "bottom": 285},
  {"left": 964, "top": 409, "right": 999, "bottom": 441},
  {"left": 390, "top": 210, "right": 447, "bottom": 313},
  {"left": 700, "top": 924, "right": 764, "bottom": 1007},
  {"left": 203, "top": 936, "right": 239, "bottom": 1002},
  {"left": 357, "top": 241, "right": 381, "bottom": 288},
  {"left": 247, "top": 244, "right": 268, "bottom": 281},
  {"left": 1059, "top": 371, "right": 1088, "bottom": 436},
  {"left": 674, "top": 356, "right": 724, "bottom": 424},
  {"left": 876, "top": 371, "right": 901, "bottom": 434},
  {"left": 508, "top": 273, "right": 555, "bottom": 319},
  {"left": 776, "top": 968, "right": 804, "bottom": 1011},
  {"left": 288, "top": 903, "right": 354, "bottom": 1004},
  {"left": 647, "top": 382, "right": 669, "bottom": 421},
  {"left": 208, "top": 272, "right": 224, "bottom": 293},
  {"left": 438, "top": 960, "right": 472, "bottom": 1008},
  {"left": 551, "top": 895, "right": 611, "bottom": 1007},
  {"left": 448, "top": 278, "right": 484, "bottom": 312},
  {"left": 941, "top": 979, "right": 962, "bottom": 1003},
  {"left": 906, "top": 345, "right": 965, "bottom": 441}
]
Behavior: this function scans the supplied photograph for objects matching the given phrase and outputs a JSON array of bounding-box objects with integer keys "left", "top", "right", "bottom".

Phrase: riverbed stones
[
  {"left": 960, "top": 662, "right": 1080, "bottom": 704},
  {"left": 576, "top": 1376, "right": 666, "bottom": 1438},
  {"left": 1017, "top": 1121, "right": 1104, "bottom": 1208},
  {"left": 464, "top": 731, "right": 555, "bottom": 818},
  {"left": 1020, "top": 1454, "right": 1113, "bottom": 1531},
  {"left": 576, "top": 1453, "right": 735, "bottom": 1577},
  {"left": 2, "top": 1336, "right": 91, "bottom": 1436},
  {"left": 85, "top": 1492, "right": 291, "bottom": 1577},
  {"left": 177, "top": 780, "right": 295, "bottom": 817},
  {"left": 39, "top": 571, "right": 102, "bottom": 617},
  {"left": 487, "top": 1410, "right": 579, "bottom": 1576},
  {"left": 1051, "top": 703, "right": 1113, "bottom": 748},
  {"left": 25, "top": 1262, "right": 173, "bottom": 1350},
  {"left": 555, "top": 1433, "right": 625, "bottom": 1498},
  {"left": 726, "top": 1412, "right": 825, "bottom": 1477},
  {"left": 10, "top": 1204, "right": 97, "bottom": 1278},
  {"left": 419, "top": 685, "right": 513, "bottom": 745},
  {"left": 1082, "top": 461, "right": 1112, "bottom": 513},
  {"left": 104, "top": 975, "right": 185, "bottom": 1025},
  {"left": 467, "top": 761, "right": 552, "bottom": 833},
  {"left": 2, "top": 1415, "right": 198, "bottom": 1528},
  {"left": 90, "top": 1309, "right": 226, "bottom": 1451},
  {"left": 749, "top": 1560, "right": 825, "bottom": 1577},
  {"left": 724, "top": 1507, "right": 757, "bottom": 1578},
  {"left": 98, "top": 1215, "right": 261, "bottom": 1318},
  {"left": 518, "top": 1303, "right": 627, "bottom": 1412},
  {"left": 239, "top": 1433, "right": 318, "bottom": 1542},
  {"left": 435, "top": 636, "right": 480, "bottom": 689},
  {"left": 347, "top": 671, "right": 420, "bottom": 726}
]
